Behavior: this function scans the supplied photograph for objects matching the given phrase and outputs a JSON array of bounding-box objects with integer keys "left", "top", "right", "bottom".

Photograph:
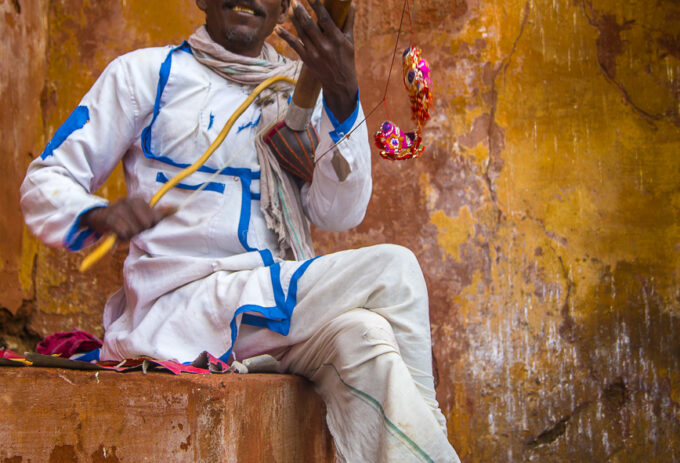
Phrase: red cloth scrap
[{"left": 36, "top": 329, "right": 103, "bottom": 358}]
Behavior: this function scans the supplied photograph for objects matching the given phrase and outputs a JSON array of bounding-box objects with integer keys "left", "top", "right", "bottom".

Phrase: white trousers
[{"left": 235, "top": 244, "right": 460, "bottom": 463}]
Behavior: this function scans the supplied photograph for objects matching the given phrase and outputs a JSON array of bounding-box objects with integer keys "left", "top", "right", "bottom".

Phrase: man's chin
[{"left": 222, "top": 28, "right": 259, "bottom": 52}]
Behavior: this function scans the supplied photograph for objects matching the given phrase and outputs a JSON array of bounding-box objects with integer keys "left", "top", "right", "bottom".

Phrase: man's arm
[
  {"left": 20, "top": 52, "right": 157, "bottom": 249},
  {"left": 277, "top": 0, "right": 372, "bottom": 231},
  {"left": 277, "top": 0, "right": 359, "bottom": 122}
]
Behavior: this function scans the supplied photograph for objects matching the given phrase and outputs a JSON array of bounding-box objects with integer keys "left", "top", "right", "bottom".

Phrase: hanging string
[
  {"left": 382, "top": 0, "right": 408, "bottom": 111},
  {"left": 405, "top": 0, "right": 414, "bottom": 46},
  {"left": 315, "top": 0, "right": 410, "bottom": 163}
]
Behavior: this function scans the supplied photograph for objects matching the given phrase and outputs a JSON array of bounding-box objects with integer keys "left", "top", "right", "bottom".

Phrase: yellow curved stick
[{"left": 79, "top": 75, "right": 297, "bottom": 272}]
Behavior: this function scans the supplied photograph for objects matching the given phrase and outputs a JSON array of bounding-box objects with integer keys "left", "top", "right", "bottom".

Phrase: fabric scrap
[{"left": 37, "top": 329, "right": 103, "bottom": 358}]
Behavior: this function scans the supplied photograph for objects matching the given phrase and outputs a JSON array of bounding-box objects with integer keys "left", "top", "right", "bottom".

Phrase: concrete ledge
[{"left": 0, "top": 367, "right": 335, "bottom": 462}]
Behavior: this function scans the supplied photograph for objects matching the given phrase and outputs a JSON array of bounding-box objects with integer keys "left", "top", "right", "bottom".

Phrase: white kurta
[
  {"left": 20, "top": 43, "right": 459, "bottom": 462},
  {"left": 20, "top": 43, "right": 371, "bottom": 362}
]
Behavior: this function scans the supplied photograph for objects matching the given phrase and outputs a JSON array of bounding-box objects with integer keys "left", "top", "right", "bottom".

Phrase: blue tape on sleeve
[
  {"left": 323, "top": 91, "right": 360, "bottom": 143},
  {"left": 63, "top": 205, "right": 105, "bottom": 251},
  {"left": 41, "top": 106, "right": 90, "bottom": 160}
]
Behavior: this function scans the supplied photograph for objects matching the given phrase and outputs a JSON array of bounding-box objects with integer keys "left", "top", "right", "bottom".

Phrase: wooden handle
[{"left": 290, "top": 0, "right": 352, "bottom": 110}]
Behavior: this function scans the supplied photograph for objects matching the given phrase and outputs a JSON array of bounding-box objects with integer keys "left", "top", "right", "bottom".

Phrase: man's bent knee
[{"left": 327, "top": 309, "right": 401, "bottom": 361}]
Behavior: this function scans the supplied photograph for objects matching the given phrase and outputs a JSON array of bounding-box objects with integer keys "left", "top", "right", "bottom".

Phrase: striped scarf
[{"left": 188, "top": 26, "right": 315, "bottom": 261}]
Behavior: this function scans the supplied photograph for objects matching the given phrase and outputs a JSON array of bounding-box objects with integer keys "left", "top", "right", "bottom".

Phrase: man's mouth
[
  {"left": 232, "top": 5, "right": 257, "bottom": 15},
  {"left": 224, "top": 0, "right": 263, "bottom": 16}
]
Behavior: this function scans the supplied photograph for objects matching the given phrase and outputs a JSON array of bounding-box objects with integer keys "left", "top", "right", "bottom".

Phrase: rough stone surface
[
  {"left": 0, "top": 368, "right": 334, "bottom": 462},
  {"left": 1, "top": 0, "right": 679, "bottom": 461}
]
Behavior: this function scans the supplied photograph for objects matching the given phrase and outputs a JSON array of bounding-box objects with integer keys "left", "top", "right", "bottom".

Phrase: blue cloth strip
[
  {"left": 72, "top": 348, "right": 100, "bottom": 362},
  {"left": 237, "top": 114, "right": 261, "bottom": 133},
  {"left": 41, "top": 106, "right": 90, "bottom": 160},
  {"left": 219, "top": 255, "right": 321, "bottom": 362},
  {"left": 258, "top": 249, "right": 275, "bottom": 267},
  {"left": 146, "top": 154, "right": 261, "bottom": 178},
  {"left": 237, "top": 174, "right": 254, "bottom": 252},
  {"left": 323, "top": 90, "right": 360, "bottom": 143},
  {"left": 155, "top": 172, "right": 225, "bottom": 194},
  {"left": 140, "top": 41, "right": 197, "bottom": 166},
  {"left": 63, "top": 205, "right": 105, "bottom": 251}
]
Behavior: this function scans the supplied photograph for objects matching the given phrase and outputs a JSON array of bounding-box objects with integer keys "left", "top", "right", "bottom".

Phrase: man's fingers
[
  {"left": 308, "top": 0, "right": 341, "bottom": 39},
  {"left": 106, "top": 210, "right": 135, "bottom": 241},
  {"left": 292, "top": 1, "right": 324, "bottom": 48},
  {"left": 129, "top": 198, "right": 154, "bottom": 231},
  {"left": 342, "top": 4, "right": 355, "bottom": 43},
  {"left": 276, "top": 25, "right": 306, "bottom": 58},
  {"left": 104, "top": 198, "right": 161, "bottom": 241}
]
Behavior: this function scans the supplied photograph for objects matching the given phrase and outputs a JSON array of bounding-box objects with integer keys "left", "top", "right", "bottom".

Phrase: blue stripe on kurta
[
  {"left": 139, "top": 41, "right": 261, "bottom": 177},
  {"left": 219, "top": 256, "right": 321, "bottom": 362},
  {"left": 63, "top": 205, "right": 105, "bottom": 251},
  {"left": 140, "top": 42, "right": 192, "bottom": 163},
  {"left": 323, "top": 90, "right": 360, "bottom": 143},
  {"left": 236, "top": 114, "right": 261, "bottom": 133},
  {"left": 41, "top": 106, "right": 90, "bottom": 159},
  {"left": 237, "top": 174, "right": 254, "bottom": 252},
  {"left": 139, "top": 40, "right": 320, "bottom": 362},
  {"left": 155, "top": 172, "right": 225, "bottom": 194},
  {"left": 258, "top": 249, "right": 274, "bottom": 267}
]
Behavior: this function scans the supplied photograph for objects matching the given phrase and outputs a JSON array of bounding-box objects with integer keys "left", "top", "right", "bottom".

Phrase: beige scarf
[{"left": 188, "top": 26, "right": 315, "bottom": 261}]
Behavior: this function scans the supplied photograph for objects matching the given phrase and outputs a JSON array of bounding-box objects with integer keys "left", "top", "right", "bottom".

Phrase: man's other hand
[
  {"left": 81, "top": 198, "right": 168, "bottom": 241},
  {"left": 276, "top": 0, "right": 359, "bottom": 122}
]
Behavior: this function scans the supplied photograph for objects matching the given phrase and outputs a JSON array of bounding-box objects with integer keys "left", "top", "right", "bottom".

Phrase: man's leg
[
  {"left": 234, "top": 244, "right": 459, "bottom": 461},
  {"left": 280, "top": 308, "right": 459, "bottom": 463},
  {"left": 294, "top": 244, "right": 446, "bottom": 428}
]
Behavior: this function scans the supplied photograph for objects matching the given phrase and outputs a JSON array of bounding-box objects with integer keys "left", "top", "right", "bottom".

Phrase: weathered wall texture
[{"left": 1, "top": 0, "right": 679, "bottom": 461}]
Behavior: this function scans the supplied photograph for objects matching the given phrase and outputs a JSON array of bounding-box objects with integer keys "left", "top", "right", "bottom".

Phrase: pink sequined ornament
[
  {"left": 402, "top": 46, "right": 433, "bottom": 126},
  {"left": 374, "top": 47, "right": 433, "bottom": 161},
  {"left": 374, "top": 46, "right": 433, "bottom": 161},
  {"left": 374, "top": 121, "right": 425, "bottom": 161}
]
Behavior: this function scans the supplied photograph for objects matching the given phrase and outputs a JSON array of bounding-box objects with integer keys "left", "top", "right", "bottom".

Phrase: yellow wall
[{"left": 2, "top": 0, "right": 679, "bottom": 460}]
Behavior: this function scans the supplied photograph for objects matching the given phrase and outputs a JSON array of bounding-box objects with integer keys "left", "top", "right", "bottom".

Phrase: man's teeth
[{"left": 233, "top": 6, "right": 256, "bottom": 14}]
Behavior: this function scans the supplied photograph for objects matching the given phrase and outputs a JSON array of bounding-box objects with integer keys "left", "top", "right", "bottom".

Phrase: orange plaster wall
[{"left": 1, "top": 0, "right": 679, "bottom": 461}]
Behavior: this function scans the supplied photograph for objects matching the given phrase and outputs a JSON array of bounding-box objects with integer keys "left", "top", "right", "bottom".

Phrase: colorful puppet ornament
[
  {"left": 375, "top": 46, "right": 433, "bottom": 161},
  {"left": 402, "top": 46, "right": 433, "bottom": 125},
  {"left": 374, "top": 121, "right": 424, "bottom": 161}
]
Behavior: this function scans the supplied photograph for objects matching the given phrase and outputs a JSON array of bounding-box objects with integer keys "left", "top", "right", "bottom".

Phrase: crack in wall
[
  {"left": 522, "top": 212, "right": 569, "bottom": 249},
  {"left": 557, "top": 255, "right": 577, "bottom": 343},
  {"left": 580, "top": 0, "right": 672, "bottom": 127},
  {"left": 527, "top": 379, "right": 629, "bottom": 451},
  {"left": 481, "top": 0, "right": 531, "bottom": 211},
  {"left": 527, "top": 400, "right": 592, "bottom": 448}
]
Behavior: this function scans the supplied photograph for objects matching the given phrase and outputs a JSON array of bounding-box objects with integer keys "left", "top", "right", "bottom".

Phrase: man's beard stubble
[{"left": 223, "top": 28, "right": 258, "bottom": 49}]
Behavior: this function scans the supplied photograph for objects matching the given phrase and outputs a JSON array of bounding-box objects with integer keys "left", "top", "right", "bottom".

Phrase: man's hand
[
  {"left": 276, "top": 0, "right": 359, "bottom": 122},
  {"left": 81, "top": 198, "right": 167, "bottom": 241}
]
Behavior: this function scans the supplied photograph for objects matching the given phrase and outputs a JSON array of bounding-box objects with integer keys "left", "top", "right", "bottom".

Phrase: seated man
[{"left": 20, "top": 0, "right": 460, "bottom": 461}]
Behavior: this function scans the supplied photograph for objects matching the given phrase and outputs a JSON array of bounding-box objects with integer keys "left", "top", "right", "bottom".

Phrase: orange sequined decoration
[{"left": 375, "top": 46, "right": 433, "bottom": 160}]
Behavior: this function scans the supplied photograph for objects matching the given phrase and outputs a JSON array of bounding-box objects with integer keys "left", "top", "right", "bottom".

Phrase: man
[{"left": 20, "top": 0, "right": 460, "bottom": 461}]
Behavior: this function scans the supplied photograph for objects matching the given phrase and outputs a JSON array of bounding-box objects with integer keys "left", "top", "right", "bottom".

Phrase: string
[
  {"left": 315, "top": 0, "right": 409, "bottom": 163},
  {"left": 405, "top": 0, "right": 414, "bottom": 45}
]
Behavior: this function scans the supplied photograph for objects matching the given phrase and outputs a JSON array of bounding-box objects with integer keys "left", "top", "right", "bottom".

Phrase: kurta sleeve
[
  {"left": 301, "top": 95, "right": 372, "bottom": 232},
  {"left": 20, "top": 53, "right": 148, "bottom": 250}
]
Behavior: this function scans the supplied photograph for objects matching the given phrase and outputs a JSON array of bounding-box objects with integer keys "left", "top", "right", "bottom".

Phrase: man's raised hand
[{"left": 276, "top": 0, "right": 359, "bottom": 122}]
